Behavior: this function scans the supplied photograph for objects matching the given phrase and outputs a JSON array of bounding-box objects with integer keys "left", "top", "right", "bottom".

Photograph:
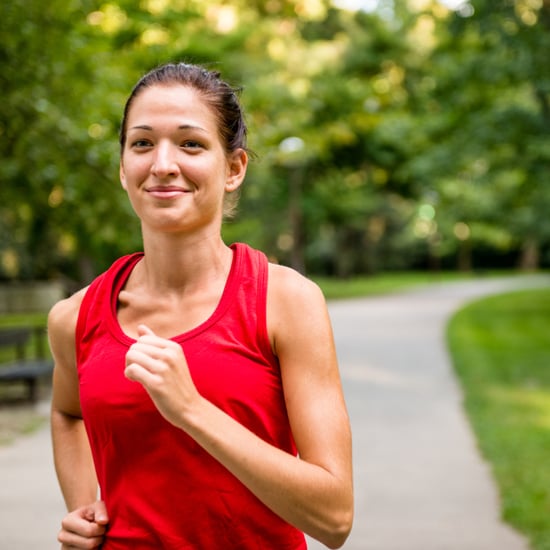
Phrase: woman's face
[{"left": 119, "top": 84, "right": 246, "bottom": 235}]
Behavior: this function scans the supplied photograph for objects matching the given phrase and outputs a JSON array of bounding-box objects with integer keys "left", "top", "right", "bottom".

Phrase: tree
[
  {"left": 408, "top": 0, "right": 550, "bottom": 269},
  {"left": 3, "top": 0, "right": 547, "bottom": 283},
  {"left": 0, "top": 0, "right": 136, "bottom": 282}
]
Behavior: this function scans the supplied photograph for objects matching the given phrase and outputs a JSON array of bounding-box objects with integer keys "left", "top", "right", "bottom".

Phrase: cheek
[
  {"left": 121, "top": 158, "right": 150, "bottom": 185},
  {"left": 184, "top": 157, "right": 227, "bottom": 186}
]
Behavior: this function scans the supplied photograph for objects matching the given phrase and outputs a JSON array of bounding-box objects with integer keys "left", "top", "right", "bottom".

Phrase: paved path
[
  {"left": 307, "top": 274, "right": 549, "bottom": 550},
  {"left": 1, "top": 274, "right": 548, "bottom": 550},
  {"left": 0, "top": 400, "right": 65, "bottom": 549}
]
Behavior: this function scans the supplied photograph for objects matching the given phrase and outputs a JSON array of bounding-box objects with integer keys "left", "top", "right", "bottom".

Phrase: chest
[
  {"left": 116, "top": 286, "right": 224, "bottom": 339},
  {"left": 78, "top": 326, "right": 289, "bottom": 450}
]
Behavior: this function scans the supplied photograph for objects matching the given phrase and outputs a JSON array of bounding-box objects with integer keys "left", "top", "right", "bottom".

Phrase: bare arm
[
  {"left": 267, "top": 264, "right": 353, "bottom": 544},
  {"left": 125, "top": 265, "right": 353, "bottom": 548},
  {"left": 49, "top": 291, "right": 108, "bottom": 548}
]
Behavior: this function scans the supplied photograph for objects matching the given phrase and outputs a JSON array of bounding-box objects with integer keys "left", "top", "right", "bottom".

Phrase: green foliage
[
  {"left": 0, "top": 0, "right": 137, "bottom": 281},
  {"left": 415, "top": 0, "right": 550, "bottom": 269},
  {"left": 447, "top": 288, "right": 550, "bottom": 549},
  {"left": 1, "top": 0, "right": 549, "bottom": 283}
]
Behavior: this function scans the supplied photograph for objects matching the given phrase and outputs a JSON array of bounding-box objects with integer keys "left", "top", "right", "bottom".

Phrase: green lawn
[
  {"left": 0, "top": 313, "right": 50, "bottom": 364},
  {"left": 447, "top": 288, "right": 550, "bottom": 550},
  {"left": 0, "top": 312, "right": 48, "bottom": 328},
  {"left": 313, "top": 270, "right": 479, "bottom": 300}
]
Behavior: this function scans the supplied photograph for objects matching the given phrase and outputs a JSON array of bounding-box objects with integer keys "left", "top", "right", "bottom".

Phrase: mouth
[{"left": 145, "top": 186, "right": 191, "bottom": 199}]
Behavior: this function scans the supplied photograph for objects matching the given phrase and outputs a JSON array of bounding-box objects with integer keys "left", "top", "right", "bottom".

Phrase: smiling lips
[{"left": 146, "top": 186, "right": 190, "bottom": 199}]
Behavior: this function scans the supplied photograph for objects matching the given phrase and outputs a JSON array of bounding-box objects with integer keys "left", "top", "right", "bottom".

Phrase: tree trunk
[
  {"left": 288, "top": 168, "right": 306, "bottom": 274},
  {"left": 518, "top": 237, "right": 539, "bottom": 271}
]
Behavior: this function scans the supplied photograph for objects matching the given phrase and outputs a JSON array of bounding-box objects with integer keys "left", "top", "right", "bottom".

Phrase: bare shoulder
[
  {"left": 49, "top": 287, "right": 89, "bottom": 416},
  {"left": 267, "top": 263, "right": 332, "bottom": 355},
  {"left": 267, "top": 263, "right": 326, "bottom": 308},
  {"left": 48, "top": 287, "right": 88, "bottom": 351}
]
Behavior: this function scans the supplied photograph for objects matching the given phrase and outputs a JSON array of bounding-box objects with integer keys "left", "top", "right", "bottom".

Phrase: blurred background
[
  {"left": 1, "top": 0, "right": 549, "bottom": 291},
  {"left": 1, "top": 3, "right": 549, "bottom": 548}
]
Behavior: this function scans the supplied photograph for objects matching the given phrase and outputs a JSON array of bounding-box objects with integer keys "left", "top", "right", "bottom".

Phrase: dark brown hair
[{"left": 119, "top": 62, "right": 248, "bottom": 155}]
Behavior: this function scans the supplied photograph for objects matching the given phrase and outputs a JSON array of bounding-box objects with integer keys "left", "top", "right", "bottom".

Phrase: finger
[
  {"left": 129, "top": 339, "right": 170, "bottom": 360},
  {"left": 59, "top": 529, "right": 105, "bottom": 548},
  {"left": 124, "top": 360, "right": 164, "bottom": 386},
  {"left": 126, "top": 341, "right": 181, "bottom": 369},
  {"left": 61, "top": 515, "right": 108, "bottom": 538},
  {"left": 81, "top": 504, "right": 107, "bottom": 525},
  {"left": 125, "top": 351, "right": 177, "bottom": 383},
  {"left": 58, "top": 524, "right": 107, "bottom": 548},
  {"left": 91, "top": 500, "right": 109, "bottom": 525},
  {"left": 130, "top": 338, "right": 173, "bottom": 355},
  {"left": 135, "top": 325, "right": 179, "bottom": 350},
  {"left": 137, "top": 324, "right": 155, "bottom": 337}
]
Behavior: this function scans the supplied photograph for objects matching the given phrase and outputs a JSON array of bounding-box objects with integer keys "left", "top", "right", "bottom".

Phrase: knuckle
[
  {"left": 60, "top": 516, "right": 73, "bottom": 530},
  {"left": 165, "top": 345, "right": 180, "bottom": 360}
]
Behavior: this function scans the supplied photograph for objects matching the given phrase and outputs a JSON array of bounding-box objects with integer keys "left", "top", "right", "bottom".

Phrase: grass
[
  {"left": 0, "top": 312, "right": 50, "bottom": 364},
  {"left": 313, "top": 270, "right": 479, "bottom": 300},
  {"left": 0, "top": 312, "right": 48, "bottom": 327},
  {"left": 447, "top": 288, "right": 550, "bottom": 550}
]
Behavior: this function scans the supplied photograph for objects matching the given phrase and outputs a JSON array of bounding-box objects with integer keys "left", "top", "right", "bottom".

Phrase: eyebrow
[{"left": 129, "top": 124, "right": 207, "bottom": 132}]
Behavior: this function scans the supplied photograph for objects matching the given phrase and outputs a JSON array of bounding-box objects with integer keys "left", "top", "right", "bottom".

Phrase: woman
[{"left": 49, "top": 62, "right": 353, "bottom": 549}]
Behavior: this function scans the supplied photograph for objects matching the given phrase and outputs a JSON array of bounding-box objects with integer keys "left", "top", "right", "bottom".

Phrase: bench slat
[
  {"left": 0, "top": 360, "right": 53, "bottom": 380},
  {"left": 0, "top": 326, "right": 51, "bottom": 402}
]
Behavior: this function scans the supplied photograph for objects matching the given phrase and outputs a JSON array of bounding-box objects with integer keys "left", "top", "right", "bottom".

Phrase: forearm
[
  {"left": 180, "top": 398, "right": 353, "bottom": 548},
  {"left": 51, "top": 409, "right": 98, "bottom": 511}
]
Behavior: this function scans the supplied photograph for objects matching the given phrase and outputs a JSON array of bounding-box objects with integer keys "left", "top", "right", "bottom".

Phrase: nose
[{"left": 151, "top": 141, "right": 179, "bottom": 178}]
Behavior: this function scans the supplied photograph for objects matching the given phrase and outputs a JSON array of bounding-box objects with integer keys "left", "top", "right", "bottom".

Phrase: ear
[
  {"left": 225, "top": 149, "right": 248, "bottom": 192},
  {"left": 119, "top": 160, "right": 128, "bottom": 190}
]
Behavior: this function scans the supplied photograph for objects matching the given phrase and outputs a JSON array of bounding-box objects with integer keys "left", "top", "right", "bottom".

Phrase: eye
[
  {"left": 130, "top": 139, "right": 153, "bottom": 149},
  {"left": 181, "top": 140, "right": 203, "bottom": 150}
]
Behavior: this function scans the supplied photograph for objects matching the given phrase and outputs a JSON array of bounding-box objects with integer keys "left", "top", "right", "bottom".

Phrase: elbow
[
  {"left": 326, "top": 514, "right": 354, "bottom": 549},
  {"left": 315, "top": 504, "right": 354, "bottom": 549}
]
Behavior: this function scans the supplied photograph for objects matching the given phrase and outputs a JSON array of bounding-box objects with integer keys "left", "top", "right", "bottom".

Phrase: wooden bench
[{"left": 0, "top": 327, "right": 53, "bottom": 402}]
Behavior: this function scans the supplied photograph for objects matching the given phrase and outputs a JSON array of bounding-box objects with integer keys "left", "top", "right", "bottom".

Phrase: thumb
[
  {"left": 91, "top": 500, "right": 109, "bottom": 524},
  {"left": 137, "top": 324, "right": 155, "bottom": 338}
]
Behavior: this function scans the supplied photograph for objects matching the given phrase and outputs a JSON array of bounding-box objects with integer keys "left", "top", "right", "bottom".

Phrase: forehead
[{"left": 127, "top": 84, "right": 217, "bottom": 129}]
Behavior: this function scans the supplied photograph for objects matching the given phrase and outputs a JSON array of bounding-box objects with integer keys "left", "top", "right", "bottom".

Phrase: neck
[{"left": 138, "top": 230, "right": 233, "bottom": 295}]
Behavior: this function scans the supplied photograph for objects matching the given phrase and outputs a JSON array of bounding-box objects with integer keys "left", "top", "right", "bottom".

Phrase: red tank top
[{"left": 76, "top": 243, "right": 306, "bottom": 549}]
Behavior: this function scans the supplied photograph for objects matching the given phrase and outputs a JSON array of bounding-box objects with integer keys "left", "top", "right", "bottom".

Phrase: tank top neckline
[{"left": 106, "top": 243, "right": 243, "bottom": 346}]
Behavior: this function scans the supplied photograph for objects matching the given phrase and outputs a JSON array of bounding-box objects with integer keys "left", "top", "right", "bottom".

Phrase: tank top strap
[
  {"left": 230, "top": 242, "right": 272, "bottom": 361},
  {"left": 75, "top": 253, "right": 143, "bottom": 364}
]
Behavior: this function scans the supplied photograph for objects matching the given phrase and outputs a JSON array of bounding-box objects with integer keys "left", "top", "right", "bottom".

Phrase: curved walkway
[
  {"left": 0, "top": 274, "right": 548, "bottom": 550},
  {"left": 307, "top": 273, "right": 549, "bottom": 550}
]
